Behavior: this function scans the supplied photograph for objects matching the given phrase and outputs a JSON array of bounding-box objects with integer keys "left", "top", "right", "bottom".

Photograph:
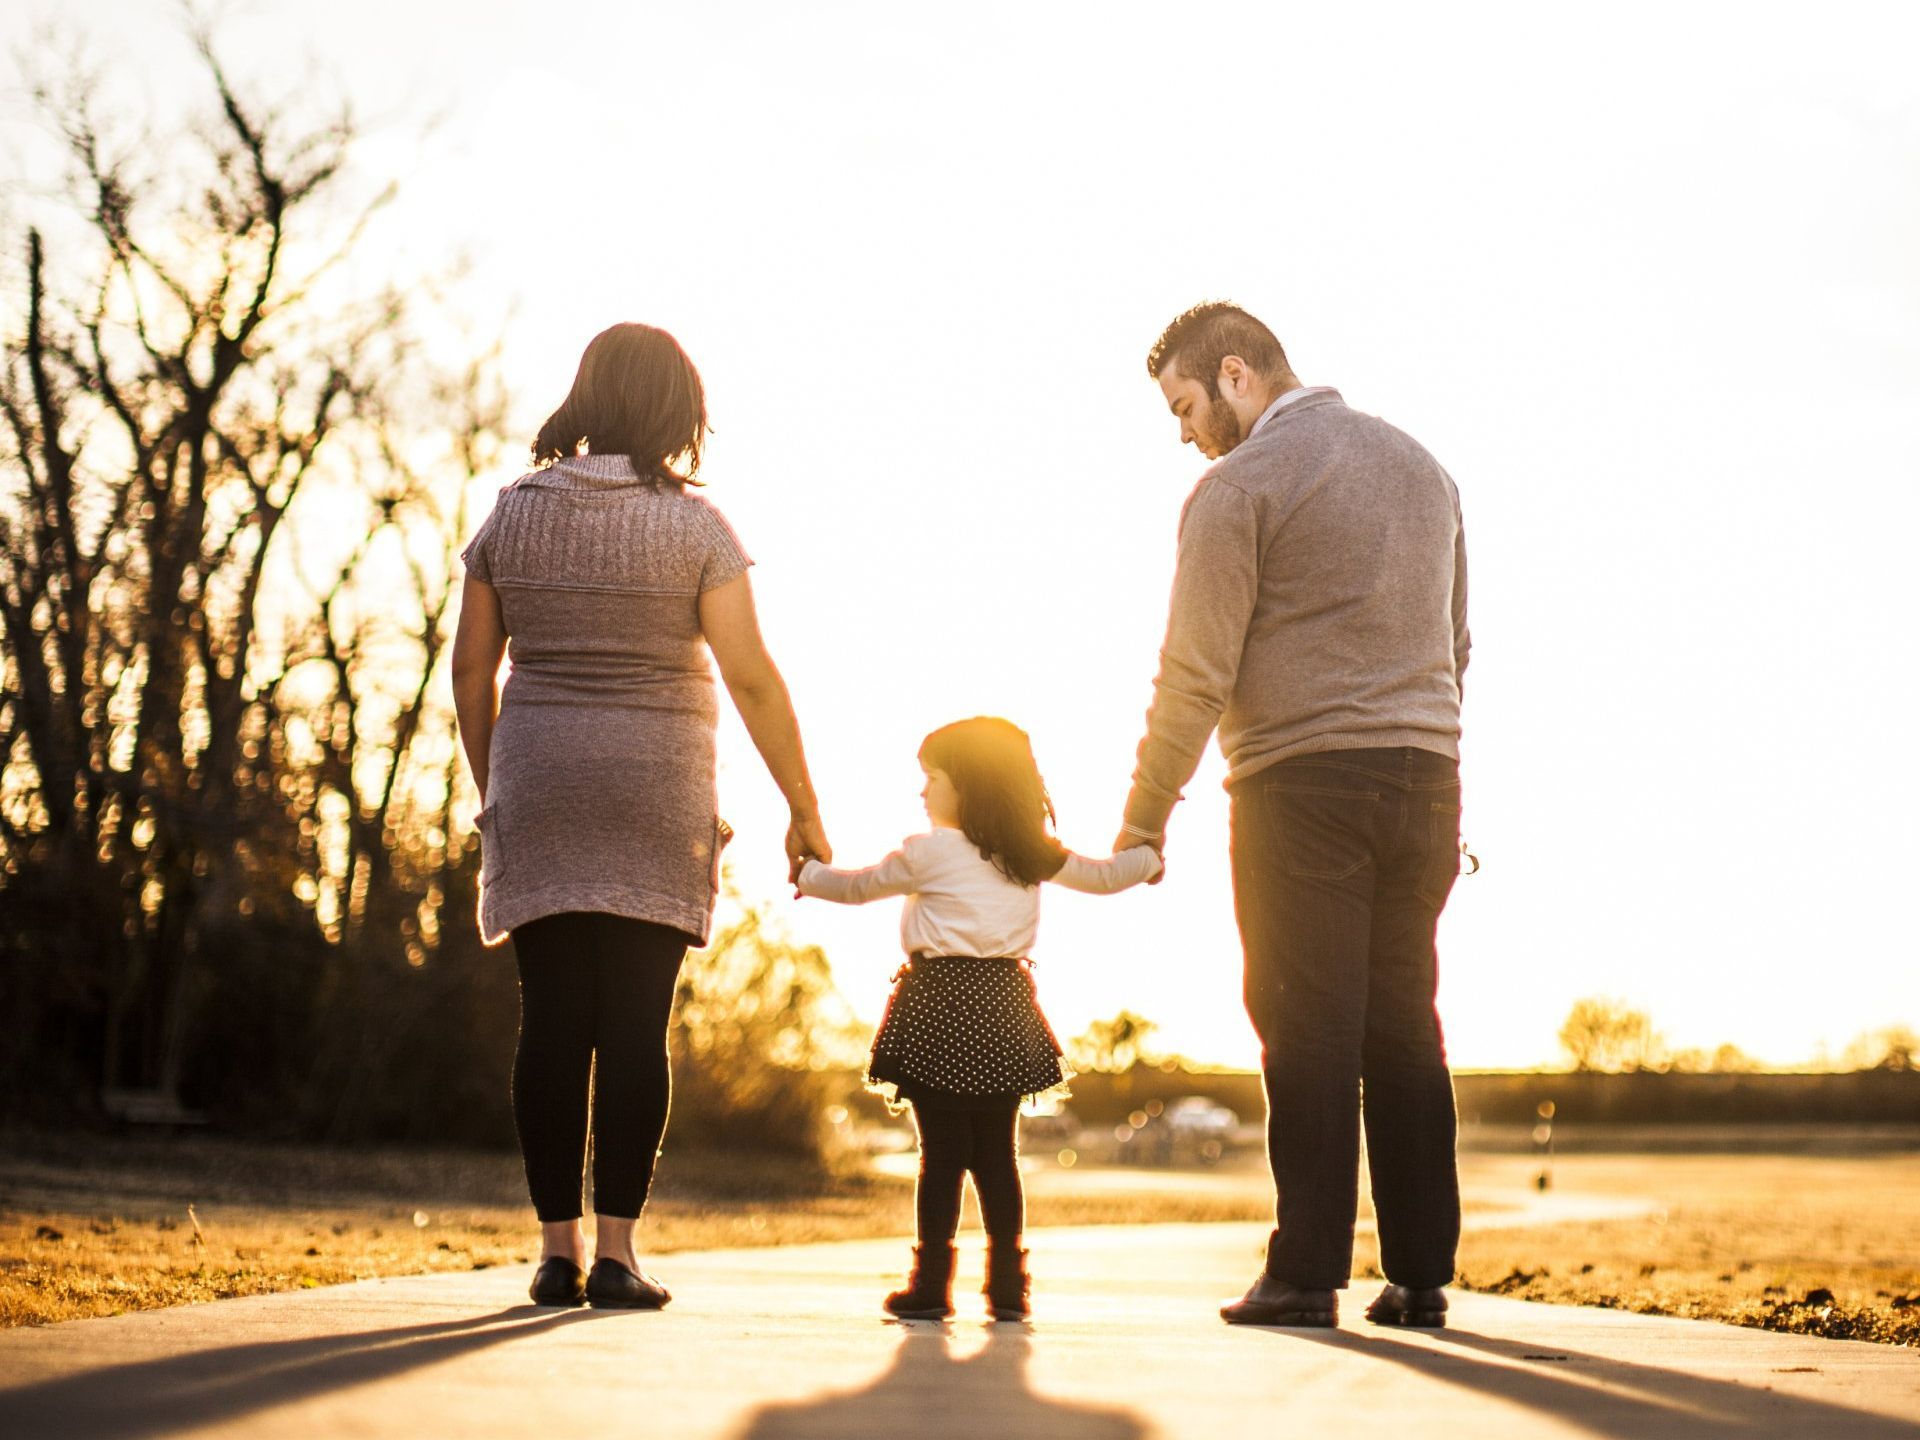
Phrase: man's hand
[{"left": 1111, "top": 828, "right": 1167, "bottom": 884}]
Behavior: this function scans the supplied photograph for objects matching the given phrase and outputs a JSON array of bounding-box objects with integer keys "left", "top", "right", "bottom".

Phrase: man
[{"left": 1114, "top": 302, "right": 1469, "bottom": 1328}]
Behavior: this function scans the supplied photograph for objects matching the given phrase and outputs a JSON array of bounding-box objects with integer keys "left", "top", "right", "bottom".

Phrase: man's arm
[
  {"left": 1451, "top": 505, "right": 1471, "bottom": 701},
  {"left": 1116, "top": 478, "right": 1263, "bottom": 847}
]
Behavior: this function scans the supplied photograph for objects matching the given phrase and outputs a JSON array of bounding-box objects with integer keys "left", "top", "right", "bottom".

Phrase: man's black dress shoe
[
  {"left": 1365, "top": 1284, "right": 1448, "bottom": 1327},
  {"left": 587, "top": 1257, "right": 672, "bottom": 1310},
  {"left": 528, "top": 1256, "right": 586, "bottom": 1307},
  {"left": 1220, "top": 1272, "right": 1337, "bottom": 1326}
]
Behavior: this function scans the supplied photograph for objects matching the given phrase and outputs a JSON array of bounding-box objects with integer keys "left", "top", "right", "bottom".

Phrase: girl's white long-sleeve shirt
[{"left": 796, "top": 826, "right": 1163, "bottom": 960}]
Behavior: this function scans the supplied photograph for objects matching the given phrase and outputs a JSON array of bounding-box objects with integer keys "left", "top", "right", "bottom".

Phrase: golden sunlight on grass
[
  {"left": 7, "top": 1133, "right": 1918, "bottom": 1343},
  {"left": 1432, "top": 1153, "right": 1920, "bottom": 1346},
  {"left": 0, "top": 1133, "right": 903, "bottom": 1329}
]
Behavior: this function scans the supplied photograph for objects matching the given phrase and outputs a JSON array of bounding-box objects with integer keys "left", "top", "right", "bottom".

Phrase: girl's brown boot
[
  {"left": 984, "top": 1242, "right": 1031, "bottom": 1320},
  {"left": 884, "top": 1243, "right": 955, "bottom": 1319}
]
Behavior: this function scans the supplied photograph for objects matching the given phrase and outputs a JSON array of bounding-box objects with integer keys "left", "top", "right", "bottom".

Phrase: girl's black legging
[
  {"left": 911, "top": 1101, "right": 1024, "bottom": 1244},
  {"left": 511, "top": 911, "right": 688, "bottom": 1222}
]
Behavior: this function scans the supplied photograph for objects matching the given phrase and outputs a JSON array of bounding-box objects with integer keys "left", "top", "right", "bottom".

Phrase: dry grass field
[
  {"left": 4, "top": 1129, "right": 1916, "bottom": 1345},
  {"left": 0, "top": 1130, "right": 909, "bottom": 1329},
  {"left": 1438, "top": 1151, "right": 1920, "bottom": 1346}
]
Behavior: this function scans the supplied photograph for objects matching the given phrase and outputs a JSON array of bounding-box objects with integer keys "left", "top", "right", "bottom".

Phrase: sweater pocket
[
  {"left": 706, "top": 817, "right": 734, "bottom": 898},
  {"left": 477, "top": 805, "right": 508, "bottom": 887}
]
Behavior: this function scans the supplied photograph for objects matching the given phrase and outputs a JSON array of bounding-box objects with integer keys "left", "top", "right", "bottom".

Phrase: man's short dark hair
[{"left": 1147, "top": 302, "right": 1290, "bottom": 394}]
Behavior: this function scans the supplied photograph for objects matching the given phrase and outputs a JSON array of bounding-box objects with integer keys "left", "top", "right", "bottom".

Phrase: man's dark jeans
[{"left": 1230, "top": 745, "right": 1463, "bottom": 1291}]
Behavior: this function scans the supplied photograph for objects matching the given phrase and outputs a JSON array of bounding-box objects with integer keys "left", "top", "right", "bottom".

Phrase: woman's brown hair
[
  {"left": 532, "top": 323, "right": 709, "bottom": 482},
  {"left": 919, "top": 717, "right": 1069, "bottom": 888}
]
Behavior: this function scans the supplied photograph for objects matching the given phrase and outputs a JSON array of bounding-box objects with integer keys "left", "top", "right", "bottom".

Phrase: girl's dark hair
[
  {"left": 532, "top": 323, "right": 709, "bottom": 482},
  {"left": 919, "top": 717, "right": 1068, "bottom": 888}
]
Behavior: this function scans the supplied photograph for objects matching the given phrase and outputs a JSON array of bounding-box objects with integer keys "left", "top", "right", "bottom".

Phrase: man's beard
[{"left": 1201, "top": 392, "right": 1245, "bottom": 456}]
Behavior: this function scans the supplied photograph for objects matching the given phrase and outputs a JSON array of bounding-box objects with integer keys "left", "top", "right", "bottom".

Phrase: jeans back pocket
[{"left": 1264, "top": 783, "right": 1380, "bottom": 883}]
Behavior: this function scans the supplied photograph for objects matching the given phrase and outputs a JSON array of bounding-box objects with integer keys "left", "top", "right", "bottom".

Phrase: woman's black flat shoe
[
  {"left": 528, "top": 1256, "right": 587, "bottom": 1307},
  {"left": 587, "top": 1257, "right": 671, "bottom": 1310}
]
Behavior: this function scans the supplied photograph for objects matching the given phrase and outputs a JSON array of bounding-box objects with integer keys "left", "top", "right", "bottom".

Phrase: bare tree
[
  {"left": 1558, "top": 997, "right": 1665, "bottom": 1073},
  {"left": 0, "top": 25, "right": 504, "bottom": 1117}
]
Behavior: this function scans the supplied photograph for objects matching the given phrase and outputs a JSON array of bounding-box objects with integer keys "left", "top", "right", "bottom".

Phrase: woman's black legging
[
  {"left": 911, "top": 1101, "right": 1024, "bottom": 1244},
  {"left": 511, "top": 911, "right": 688, "bottom": 1222}
]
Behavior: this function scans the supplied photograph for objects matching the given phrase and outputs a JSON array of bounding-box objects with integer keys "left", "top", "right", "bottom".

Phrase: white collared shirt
[{"left": 1249, "top": 385, "right": 1336, "bottom": 439}]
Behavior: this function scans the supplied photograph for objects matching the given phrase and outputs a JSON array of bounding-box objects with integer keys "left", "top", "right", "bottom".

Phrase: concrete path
[{"left": 2, "top": 1223, "right": 1916, "bottom": 1438}]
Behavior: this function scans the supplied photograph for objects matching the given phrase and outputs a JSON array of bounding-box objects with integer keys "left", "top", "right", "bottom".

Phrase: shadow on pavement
[
  {"left": 0, "top": 1303, "right": 608, "bottom": 1439},
  {"left": 1265, "top": 1321, "right": 1917, "bottom": 1438},
  {"left": 736, "top": 1324, "right": 1149, "bottom": 1440}
]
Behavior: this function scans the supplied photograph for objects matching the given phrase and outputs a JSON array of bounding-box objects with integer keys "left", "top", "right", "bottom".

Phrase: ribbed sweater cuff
[{"left": 1122, "top": 787, "right": 1175, "bottom": 839}]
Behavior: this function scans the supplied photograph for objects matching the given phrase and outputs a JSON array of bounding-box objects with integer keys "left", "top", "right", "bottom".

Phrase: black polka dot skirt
[{"left": 867, "top": 955, "right": 1068, "bottom": 1111}]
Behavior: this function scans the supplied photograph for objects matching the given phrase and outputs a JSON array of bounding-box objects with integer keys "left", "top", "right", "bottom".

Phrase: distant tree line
[
  {"left": 0, "top": 27, "right": 854, "bottom": 1154},
  {"left": 1558, "top": 998, "right": 1915, "bottom": 1075},
  {"left": 1058, "top": 1001, "right": 1915, "bottom": 1088}
]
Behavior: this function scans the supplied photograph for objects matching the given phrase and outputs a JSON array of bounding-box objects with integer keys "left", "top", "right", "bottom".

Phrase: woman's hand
[{"left": 787, "top": 810, "right": 831, "bottom": 884}]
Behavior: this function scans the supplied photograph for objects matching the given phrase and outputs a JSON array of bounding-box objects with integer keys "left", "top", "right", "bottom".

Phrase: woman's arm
[
  {"left": 451, "top": 575, "right": 508, "bottom": 802},
  {"left": 1051, "top": 847, "right": 1164, "bottom": 895},
  {"left": 698, "top": 571, "right": 830, "bottom": 872},
  {"left": 795, "top": 850, "right": 915, "bottom": 905}
]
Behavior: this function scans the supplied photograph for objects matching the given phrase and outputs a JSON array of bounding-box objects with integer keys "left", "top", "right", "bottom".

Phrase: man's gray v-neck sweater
[{"left": 1123, "top": 388, "right": 1469, "bottom": 837}]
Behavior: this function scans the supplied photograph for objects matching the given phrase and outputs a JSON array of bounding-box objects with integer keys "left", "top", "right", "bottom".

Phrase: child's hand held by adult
[
  {"left": 786, "top": 811, "right": 831, "bottom": 879},
  {"left": 1111, "top": 828, "right": 1167, "bottom": 884}
]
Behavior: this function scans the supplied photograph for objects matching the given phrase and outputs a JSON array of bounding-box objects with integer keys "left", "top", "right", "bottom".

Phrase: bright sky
[{"left": 7, "top": 1, "right": 1917, "bottom": 1069}]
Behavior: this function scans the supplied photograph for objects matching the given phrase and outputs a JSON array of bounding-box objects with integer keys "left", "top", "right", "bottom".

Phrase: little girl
[{"left": 795, "top": 716, "right": 1162, "bottom": 1321}]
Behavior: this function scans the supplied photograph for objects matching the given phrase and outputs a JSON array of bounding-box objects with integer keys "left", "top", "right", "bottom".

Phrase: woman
[{"left": 451, "top": 323, "right": 830, "bottom": 1309}]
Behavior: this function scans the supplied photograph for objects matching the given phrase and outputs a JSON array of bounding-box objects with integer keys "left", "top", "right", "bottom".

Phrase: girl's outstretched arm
[
  {"left": 797, "top": 849, "right": 916, "bottom": 905},
  {"left": 1051, "top": 847, "right": 1164, "bottom": 895}
]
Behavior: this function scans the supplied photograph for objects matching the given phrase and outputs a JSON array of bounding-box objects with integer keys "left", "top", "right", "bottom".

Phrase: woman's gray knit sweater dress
[{"left": 461, "top": 453, "right": 752, "bottom": 947}]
